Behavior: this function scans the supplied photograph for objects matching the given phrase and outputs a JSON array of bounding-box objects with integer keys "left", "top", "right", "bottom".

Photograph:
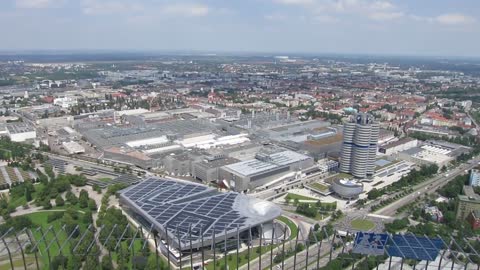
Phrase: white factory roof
[
  {"left": 126, "top": 136, "right": 169, "bottom": 147},
  {"left": 143, "top": 144, "right": 182, "bottom": 154},
  {"left": 116, "top": 108, "right": 150, "bottom": 116},
  {"left": 420, "top": 145, "right": 451, "bottom": 155},
  {"left": 412, "top": 147, "right": 452, "bottom": 164},
  {"left": 63, "top": 126, "right": 75, "bottom": 134},
  {"left": 176, "top": 133, "right": 250, "bottom": 149},
  {"left": 223, "top": 150, "right": 310, "bottom": 177},
  {"left": 62, "top": 141, "right": 85, "bottom": 154}
]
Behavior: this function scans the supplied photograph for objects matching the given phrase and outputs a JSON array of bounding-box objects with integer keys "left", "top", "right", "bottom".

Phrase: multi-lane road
[{"left": 375, "top": 158, "right": 479, "bottom": 217}]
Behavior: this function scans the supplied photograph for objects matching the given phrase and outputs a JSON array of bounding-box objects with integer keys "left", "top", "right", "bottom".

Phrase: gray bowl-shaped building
[{"left": 331, "top": 178, "right": 363, "bottom": 199}]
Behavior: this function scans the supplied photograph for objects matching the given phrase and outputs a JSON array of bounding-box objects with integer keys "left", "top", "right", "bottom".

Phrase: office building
[
  {"left": 469, "top": 169, "right": 480, "bottom": 187},
  {"left": 456, "top": 186, "right": 480, "bottom": 221},
  {"left": 340, "top": 113, "right": 379, "bottom": 178},
  {"left": 219, "top": 150, "right": 314, "bottom": 192}
]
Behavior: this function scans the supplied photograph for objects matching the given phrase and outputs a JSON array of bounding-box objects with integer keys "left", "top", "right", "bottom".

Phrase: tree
[
  {"left": 295, "top": 243, "right": 305, "bottom": 252},
  {"left": 51, "top": 255, "right": 67, "bottom": 270},
  {"left": 66, "top": 191, "right": 78, "bottom": 205},
  {"left": 44, "top": 164, "right": 55, "bottom": 179},
  {"left": 93, "top": 184, "right": 102, "bottom": 194},
  {"left": 79, "top": 190, "right": 89, "bottom": 208},
  {"left": 101, "top": 255, "right": 114, "bottom": 270},
  {"left": 55, "top": 195, "right": 65, "bottom": 207},
  {"left": 43, "top": 199, "right": 52, "bottom": 210},
  {"left": 88, "top": 199, "right": 97, "bottom": 211},
  {"left": 83, "top": 210, "right": 93, "bottom": 224},
  {"left": 24, "top": 187, "right": 32, "bottom": 202}
]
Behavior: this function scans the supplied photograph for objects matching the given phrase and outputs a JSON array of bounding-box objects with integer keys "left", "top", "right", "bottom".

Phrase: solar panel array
[
  {"left": 387, "top": 234, "right": 444, "bottom": 261},
  {"left": 88, "top": 174, "right": 140, "bottom": 188},
  {"left": 121, "top": 178, "right": 257, "bottom": 246},
  {"left": 48, "top": 159, "right": 66, "bottom": 173}
]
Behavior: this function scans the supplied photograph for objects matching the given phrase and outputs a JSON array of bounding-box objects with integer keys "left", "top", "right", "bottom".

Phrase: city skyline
[{"left": 1, "top": 0, "right": 479, "bottom": 57}]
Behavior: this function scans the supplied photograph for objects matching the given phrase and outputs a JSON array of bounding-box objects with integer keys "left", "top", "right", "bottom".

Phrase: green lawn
[
  {"left": 277, "top": 216, "right": 298, "bottom": 240},
  {"left": 25, "top": 210, "right": 90, "bottom": 269},
  {"left": 324, "top": 173, "right": 353, "bottom": 182},
  {"left": 285, "top": 193, "right": 318, "bottom": 202},
  {"left": 9, "top": 183, "right": 45, "bottom": 209},
  {"left": 99, "top": 177, "right": 112, "bottom": 182},
  {"left": 204, "top": 245, "right": 272, "bottom": 270},
  {"left": 0, "top": 256, "right": 37, "bottom": 270},
  {"left": 310, "top": 182, "right": 329, "bottom": 192},
  {"left": 350, "top": 219, "right": 376, "bottom": 231}
]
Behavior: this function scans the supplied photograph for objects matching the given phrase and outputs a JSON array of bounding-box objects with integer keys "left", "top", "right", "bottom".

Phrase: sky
[{"left": 1, "top": 0, "right": 479, "bottom": 57}]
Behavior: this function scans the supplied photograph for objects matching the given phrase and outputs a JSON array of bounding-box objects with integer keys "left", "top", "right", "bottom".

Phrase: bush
[
  {"left": 47, "top": 211, "right": 64, "bottom": 223},
  {"left": 55, "top": 195, "right": 65, "bottom": 207}
]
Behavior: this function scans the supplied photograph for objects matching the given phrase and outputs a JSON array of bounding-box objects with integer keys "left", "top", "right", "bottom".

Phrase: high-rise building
[
  {"left": 469, "top": 169, "right": 480, "bottom": 187},
  {"left": 340, "top": 113, "right": 379, "bottom": 178}
]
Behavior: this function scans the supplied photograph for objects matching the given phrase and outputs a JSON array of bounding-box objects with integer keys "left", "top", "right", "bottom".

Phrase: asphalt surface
[{"left": 375, "top": 159, "right": 479, "bottom": 217}]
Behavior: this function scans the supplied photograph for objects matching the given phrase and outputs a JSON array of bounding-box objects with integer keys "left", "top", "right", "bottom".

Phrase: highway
[{"left": 375, "top": 158, "right": 479, "bottom": 217}]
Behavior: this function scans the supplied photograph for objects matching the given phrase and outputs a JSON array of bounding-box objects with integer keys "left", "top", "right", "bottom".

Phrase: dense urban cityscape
[
  {"left": 1, "top": 1, "right": 480, "bottom": 269},
  {"left": 0, "top": 52, "right": 478, "bottom": 269}
]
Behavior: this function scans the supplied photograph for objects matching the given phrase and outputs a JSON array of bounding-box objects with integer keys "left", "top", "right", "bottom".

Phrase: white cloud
[
  {"left": 368, "top": 11, "right": 403, "bottom": 21},
  {"left": 162, "top": 3, "right": 209, "bottom": 17},
  {"left": 273, "top": 0, "right": 314, "bottom": 5},
  {"left": 273, "top": 0, "right": 401, "bottom": 21},
  {"left": 81, "top": 0, "right": 143, "bottom": 15},
  {"left": 410, "top": 13, "right": 476, "bottom": 26},
  {"left": 82, "top": 1, "right": 208, "bottom": 17},
  {"left": 16, "top": 0, "right": 63, "bottom": 8},
  {"left": 264, "top": 13, "right": 288, "bottom": 21},
  {"left": 311, "top": 15, "right": 338, "bottom": 23},
  {"left": 435, "top": 13, "right": 475, "bottom": 25}
]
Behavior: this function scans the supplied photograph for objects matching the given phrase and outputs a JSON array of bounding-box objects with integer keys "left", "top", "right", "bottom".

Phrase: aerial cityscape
[{"left": 0, "top": 0, "right": 480, "bottom": 270}]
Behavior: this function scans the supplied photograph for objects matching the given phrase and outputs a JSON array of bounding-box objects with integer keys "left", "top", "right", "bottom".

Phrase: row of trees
[
  {"left": 295, "top": 201, "right": 337, "bottom": 218},
  {"left": 367, "top": 164, "right": 439, "bottom": 201}
]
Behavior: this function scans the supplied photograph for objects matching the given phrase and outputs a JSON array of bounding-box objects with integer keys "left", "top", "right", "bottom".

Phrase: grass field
[
  {"left": 0, "top": 256, "right": 37, "bottom": 270},
  {"left": 285, "top": 193, "right": 318, "bottom": 202},
  {"left": 310, "top": 182, "right": 329, "bottom": 192},
  {"left": 325, "top": 173, "right": 353, "bottom": 182},
  {"left": 8, "top": 183, "right": 45, "bottom": 209},
  {"left": 277, "top": 216, "right": 298, "bottom": 240},
  {"left": 98, "top": 177, "right": 112, "bottom": 182},
  {"left": 25, "top": 211, "right": 90, "bottom": 269},
  {"left": 350, "top": 219, "right": 376, "bottom": 231},
  {"left": 26, "top": 211, "right": 165, "bottom": 270}
]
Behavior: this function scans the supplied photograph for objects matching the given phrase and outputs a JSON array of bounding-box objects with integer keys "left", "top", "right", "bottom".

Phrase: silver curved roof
[{"left": 119, "top": 177, "right": 281, "bottom": 249}]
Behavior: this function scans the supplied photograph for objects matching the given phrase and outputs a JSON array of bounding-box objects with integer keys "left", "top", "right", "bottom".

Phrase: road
[{"left": 375, "top": 158, "right": 479, "bottom": 217}]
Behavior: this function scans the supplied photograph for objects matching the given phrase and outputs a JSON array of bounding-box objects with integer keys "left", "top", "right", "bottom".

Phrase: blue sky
[{"left": 1, "top": 0, "right": 479, "bottom": 56}]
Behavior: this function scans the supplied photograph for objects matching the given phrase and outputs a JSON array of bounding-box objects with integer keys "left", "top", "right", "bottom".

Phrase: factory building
[
  {"left": 193, "top": 156, "right": 240, "bottom": 183},
  {"left": 219, "top": 150, "right": 314, "bottom": 192},
  {"left": 378, "top": 137, "right": 418, "bottom": 155},
  {"left": 396, "top": 140, "right": 470, "bottom": 168},
  {"left": 6, "top": 123, "right": 37, "bottom": 142},
  {"left": 62, "top": 141, "right": 85, "bottom": 155}
]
